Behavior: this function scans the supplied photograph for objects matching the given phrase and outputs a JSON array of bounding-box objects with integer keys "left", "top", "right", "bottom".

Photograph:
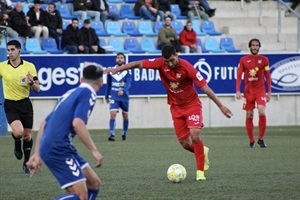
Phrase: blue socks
[
  {"left": 54, "top": 194, "right": 80, "bottom": 200},
  {"left": 109, "top": 119, "right": 115, "bottom": 135},
  {"left": 88, "top": 188, "right": 100, "bottom": 200},
  {"left": 123, "top": 119, "right": 129, "bottom": 135}
]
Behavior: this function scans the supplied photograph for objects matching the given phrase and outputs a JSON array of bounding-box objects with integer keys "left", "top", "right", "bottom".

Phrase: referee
[{"left": 0, "top": 40, "right": 40, "bottom": 173}]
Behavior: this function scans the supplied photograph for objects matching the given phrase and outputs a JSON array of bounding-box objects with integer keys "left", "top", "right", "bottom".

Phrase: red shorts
[
  {"left": 170, "top": 102, "right": 203, "bottom": 141},
  {"left": 243, "top": 93, "right": 267, "bottom": 110}
]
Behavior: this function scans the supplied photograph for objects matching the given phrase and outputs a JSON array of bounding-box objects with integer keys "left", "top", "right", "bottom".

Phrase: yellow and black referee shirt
[{"left": 0, "top": 59, "right": 38, "bottom": 100}]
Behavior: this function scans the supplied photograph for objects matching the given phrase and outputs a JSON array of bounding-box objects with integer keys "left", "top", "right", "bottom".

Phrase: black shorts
[{"left": 4, "top": 98, "right": 33, "bottom": 129}]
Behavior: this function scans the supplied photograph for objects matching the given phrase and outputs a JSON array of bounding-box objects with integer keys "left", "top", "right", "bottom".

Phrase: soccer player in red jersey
[
  {"left": 236, "top": 38, "right": 271, "bottom": 148},
  {"left": 104, "top": 45, "right": 232, "bottom": 181}
]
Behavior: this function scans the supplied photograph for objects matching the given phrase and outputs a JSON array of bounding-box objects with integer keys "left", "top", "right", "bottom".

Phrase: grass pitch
[{"left": 0, "top": 126, "right": 299, "bottom": 200}]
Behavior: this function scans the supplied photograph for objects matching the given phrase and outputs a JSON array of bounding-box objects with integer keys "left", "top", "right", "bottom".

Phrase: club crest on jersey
[
  {"left": 258, "top": 60, "right": 262, "bottom": 64},
  {"left": 170, "top": 82, "right": 179, "bottom": 89},
  {"left": 21, "top": 76, "right": 27, "bottom": 84},
  {"left": 176, "top": 73, "right": 181, "bottom": 78},
  {"left": 196, "top": 72, "right": 203, "bottom": 81}
]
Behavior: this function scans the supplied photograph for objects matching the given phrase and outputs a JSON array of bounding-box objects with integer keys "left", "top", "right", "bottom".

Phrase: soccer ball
[{"left": 167, "top": 164, "right": 187, "bottom": 183}]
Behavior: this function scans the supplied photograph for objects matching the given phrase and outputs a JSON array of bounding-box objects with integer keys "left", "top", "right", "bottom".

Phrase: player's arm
[
  {"left": 104, "top": 61, "right": 143, "bottom": 74},
  {"left": 201, "top": 84, "right": 233, "bottom": 118},
  {"left": 73, "top": 118, "right": 104, "bottom": 168},
  {"left": 236, "top": 60, "right": 244, "bottom": 100},
  {"left": 123, "top": 71, "right": 132, "bottom": 92},
  {"left": 105, "top": 74, "right": 112, "bottom": 103},
  {"left": 264, "top": 61, "right": 272, "bottom": 102}
]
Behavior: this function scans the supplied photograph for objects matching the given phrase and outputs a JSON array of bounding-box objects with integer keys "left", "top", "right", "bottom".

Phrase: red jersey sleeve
[
  {"left": 142, "top": 57, "right": 164, "bottom": 69},
  {"left": 236, "top": 57, "right": 244, "bottom": 92},
  {"left": 263, "top": 56, "right": 271, "bottom": 92},
  {"left": 183, "top": 59, "right": 207, "bottom": 88}
]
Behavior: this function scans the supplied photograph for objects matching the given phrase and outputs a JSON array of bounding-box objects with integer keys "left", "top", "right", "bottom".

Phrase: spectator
[
  {"left": 179, "top": 21, "right": 200, "bottom": 53},
  {"left": 26, "top": 0, "right": 49, "bottom": 39},
  {"left": 134, "top": 0, "right": 161, "bottom": 22},
  {"left": 73, "top": 0, "right": 101, "bottom": 21},
  {"left": 8, "top": 2, "right": 31, "bottom": 39},
  {"left": 62, "top": 18, "right": 89, "bottom": 54},
  {"left": 80, "top": 19, "right": 105, "bottom": 54},
  {"left": 178, "top": 0, "right": 209, "bottom": 21},
  {"left": 0, "top": 2, "right": 18, "bottom": 38},
  {"left": 45, "top": 3, "right": 63, "bottom": 47},
  {"left": 157, "top": 16, "right": 181, "bottom": 52},
  {"left": 157, "top": 0, "right": 176, "bottom": 21},
  {"left": 91, "top": 0, "right": 119, "bottom": 25}
]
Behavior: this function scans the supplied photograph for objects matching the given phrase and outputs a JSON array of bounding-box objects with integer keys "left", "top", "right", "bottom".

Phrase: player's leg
[
  {"left": 244, "top": 96, "right": 256, "bottom": 148},
  {"left": 108, "top": 100, "right": 119, "bottom": 141},
  {"left": 120, "top": 101, "right": 129, "bottom": 141},
  {"left": 256, "top": 95, "right": 267, "bottom": 147},
  {"left": 4, "top": 100, "right": 24, "bottom": 160},
  {"left": 82, "top": 165, "right": 101, "bottom": 200}
]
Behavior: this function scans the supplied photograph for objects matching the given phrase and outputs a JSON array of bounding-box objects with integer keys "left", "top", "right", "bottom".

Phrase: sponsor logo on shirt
[{"left": 270, "top": 56, "right": 300, "bottom": 92}]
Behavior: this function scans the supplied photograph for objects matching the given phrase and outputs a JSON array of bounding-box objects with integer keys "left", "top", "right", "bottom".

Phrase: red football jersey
[
  {"left": 142, "top": 57, "right": 207, "bottom": 106},
  {"left": 236, "top": 54, "right": 271, "bottom": 95}
]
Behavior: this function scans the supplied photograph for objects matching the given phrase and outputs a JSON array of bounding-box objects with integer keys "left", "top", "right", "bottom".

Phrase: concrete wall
[{"left": 30, "top": 95, "right": 300, "bottom": 131}]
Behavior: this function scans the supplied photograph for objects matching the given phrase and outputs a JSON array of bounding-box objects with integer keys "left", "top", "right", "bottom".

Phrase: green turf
[{"left": 0, "top": 126, "right": 299, "bottom": 200}]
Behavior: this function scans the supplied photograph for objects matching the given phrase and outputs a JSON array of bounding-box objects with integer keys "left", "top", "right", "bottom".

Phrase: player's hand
[
  {"left": 104, "top": 67, "right": 118, "bottom": 75},
  {"left": 236, "top": 91, "right": 242, "bottom": 100},
  {"left": 92, "top": 150, "right": 104, "bottom": 168},
  {"left": 26, "top": 154, "right": 42, "bottom": 177},
  {"left": 27, "top": 72, "right": 34, "bottom": 85},
  {"left": 220, "top": 105, "right": 233, "bottom": 118},
  {"left": 267, "top": 92, "right": 271, "bottom": 102},
  {"left": 117, "top": 90, "right": 124, "bottom": 96},
  {"left": 105, "top": 99, "right": 110, "bottom": 104}
]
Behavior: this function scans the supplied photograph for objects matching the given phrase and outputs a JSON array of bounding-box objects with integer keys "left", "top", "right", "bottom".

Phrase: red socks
[
  {"left": 193, "top": 141, "right": 205, "bottom": 171},
  {"left": 246, "top": 118, "right": 254, "bottom": 142},
  {"left": 258, "top": 115, "right": 266, "bottom": 140}
]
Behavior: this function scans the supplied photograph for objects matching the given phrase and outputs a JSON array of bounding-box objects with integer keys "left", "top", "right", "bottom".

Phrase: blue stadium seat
[
  {"left": 124, "top": 0, "right": 137, "bottom": 3},
  {"left": 9, "top": 37, "right": 30, "bottom": 54},
  {"left": 62, "top": 20, "right": 71, "bottom": 30},
  {"left": 201, "top": 21, "right": 222, "bottom": 36},
  {"left": 192, "top": 20, "right": 206, "bottom": 36},
  {"left": 78, "top": 20, "right": 84, "bottom": 29},
  {"left": 57, "top": 4, "right": 76, "bottom": 20},
  {"left": 124, "top": 38, "right": 146, "bottom": 53},
  {"left": 109, "top": 38, "right": 130, "bottom": 53},
  {"left": 170, "top": 4, "right": 187, "bottom": 19},
  {"left": 220, "top": 37, "right": 241, "bottom": 53},
  {"left": 99, "top": 38, "right": 114, "bottom": 53},
  {"left": 107, "top": 0, "right": 122, "bottom": 3},
  {"left": 22, "top": 3, "right": 33, "bottom": 15},
  {"left": 91, "top": 21, "right": 110, "bottom": 36},
  {"left": 122, "top": 21, "right": 143, "bottom": 37},
  {"left": 138, "top": 21, "right": 157, "bottom": 36},
  {"left": 171, "top": 21, "right": 184, "bottom": 34},
  {"left": 120, "top": 4, "right": 141, "bottom": 19},
  {"left": 197, "top": 38, "right": 209, "bottom": 53},
  {"left": 40, "top": 4, "right": 48, "bottom": 11},
  {"left": 108, "top": 4, "right": 119, "bottom": 16},
  {"left": 106, "top": 21, "right": 127, "bottom": 36},
  {"left": 42, "top": 38, "right": 65, "bottom": 54},
  {"left": 204, "top": 37, "right": 226, "bottom": 53},
  {"left": 0, "top": 39, "right": 6, "bottom": 48},
  {"left": 154, "top": 21, "right": 164, "bottom": 33},
  {"left": 25, "top": 38, "right": 48, "bottom": 54},
  {"left": 140, "top": 37, "right": 161, "bottom": 53}
]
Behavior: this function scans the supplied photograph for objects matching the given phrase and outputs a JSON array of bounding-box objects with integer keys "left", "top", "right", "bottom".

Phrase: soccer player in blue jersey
[
  {"left": 26, "top": 64, "right": 104, "bottom": 200},
  {"left": 105, "top": 53, "right": 132, "bottom": 141}
]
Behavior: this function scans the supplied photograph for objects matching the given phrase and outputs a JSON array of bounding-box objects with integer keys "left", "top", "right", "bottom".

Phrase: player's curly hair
[
  {"left": 248, "top": 38, "right": 261, "bottom": 48},
  {"left": 162, "top": 45, "right": 176, "bottom": 59}
]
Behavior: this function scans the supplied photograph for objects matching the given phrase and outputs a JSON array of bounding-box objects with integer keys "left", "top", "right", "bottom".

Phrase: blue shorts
[
  {"left": 41, "top": 152, "right": 88, "bottom": 189},
  {"left": 109, "top": 99, "right": 129, "bottom": 112}
]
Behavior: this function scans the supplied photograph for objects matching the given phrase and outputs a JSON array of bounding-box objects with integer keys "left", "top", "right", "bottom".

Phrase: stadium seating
[
  {"left": 201, "top": 21, "right": 222, "bottom": 36},
  {"left": 171, "top": 21, "right": 184, "bottom": 34},
  {"left": 40, "top": 4, "right": 48, "bottom": 11},
  {"left": 124, "top": 0, "right": 137, "bottom": 3},
  {"left": 78, "top": 20, "right": 84, "bottom": 29},
  {"left": 109, "top": 38, "right": 130, "bottom": 53},
  {"left": 154, "top": 21, "right": 164, "bottom": 33},
  {"left": 107, "top": 0, "right": 123, "bottom": 3},
  {"left": 197, "top": 38, "right": 209, "bottom": 53},
  {"left": 25, "top": 38, "right": 48, "bottom": 54},
  {"left": 62, "top": 20, "right": 71, "bottom": 30},
  {"left": 204, "top": 37, "right": 226, "bottom": 53},
  {"left": 138, "top": 21, "right": 157, "bottom": 36},
  {"left": 192, "top": 20, "right": 206, "bottom": 36},
  {"left": 99, "top": 38, "right": 114, "bottom": 53},
  {"left": 0, "top": 38, "right": 6, "bottom": 48},
  {"left": 170, "top": 4, "right": 187, "bottom": 19},
  {"left": 122, "top": 21, "right": 143, "bottom": 37},
  {"left": 140, "top": 37, "right": 161, "bottom": 53},
  {"left": 220, "top": 37, "right": 241, "bottom": 53},
  {"left": 108, "top": 4, "right": 119, "bottom": 16},
  {"left": 42, "top": 38, "right": 65, "bottom": 54},
  {"left": 124, "top": 38, "right": 146, "bottom": 53},
  {"left": 120, "top": 4, "right": 141, "bottom": 19},
  {"left": 106, "top": 21, "right": 127, "bottom": 36},
  {"left": 57, "top": 4, "right": 76, "bottom": 20},
  {"left": 22, "top": 3, "right": 32, "bottom": 15},
  {"left": 91, "top": 21, "right": 111, "bottom": 36}
]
